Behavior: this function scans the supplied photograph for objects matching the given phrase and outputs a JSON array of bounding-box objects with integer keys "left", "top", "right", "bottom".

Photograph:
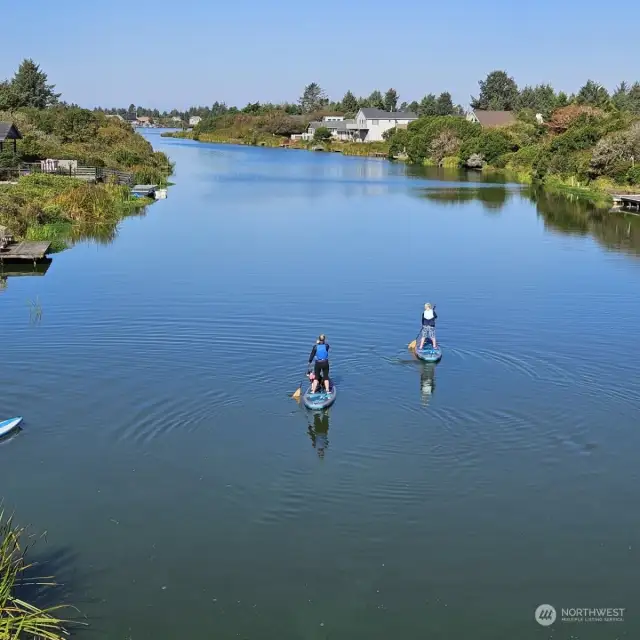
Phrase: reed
[
  {"left": 27, "top": 297, "right": 43, "bottom": 322},
  {"left": 0, "top": 508, "right": 72, "bottom": 639}
]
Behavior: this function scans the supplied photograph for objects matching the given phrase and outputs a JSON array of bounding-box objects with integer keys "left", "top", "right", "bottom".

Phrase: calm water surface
[{"left": 2, "top": 130, "right": 640, "bottom": 639}]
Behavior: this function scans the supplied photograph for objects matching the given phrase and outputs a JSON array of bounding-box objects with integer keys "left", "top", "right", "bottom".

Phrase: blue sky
[{"left": 0, "top": 0, "right": 634, "bottom": 110}]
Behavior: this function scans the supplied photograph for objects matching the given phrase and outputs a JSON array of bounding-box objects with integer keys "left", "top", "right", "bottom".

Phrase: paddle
[
  {"left": 291, "top": 367, "right": 309, "bottom": 400},
  {"left": 407, "top": 331, "right": 421, "bottom": 351}
]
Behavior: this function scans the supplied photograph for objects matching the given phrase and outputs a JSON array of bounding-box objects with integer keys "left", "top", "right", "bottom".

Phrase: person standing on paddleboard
[
  {"left": 308, "top": 334, "right": 330, "bottom": 394},
  {"left": 419, "top": 303, "right": 438, "bottom": 350}
]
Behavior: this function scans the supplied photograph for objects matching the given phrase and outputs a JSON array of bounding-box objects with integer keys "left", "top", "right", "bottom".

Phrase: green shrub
[{"left": 627, "top": 165, "right": 640, "bottom": 185}]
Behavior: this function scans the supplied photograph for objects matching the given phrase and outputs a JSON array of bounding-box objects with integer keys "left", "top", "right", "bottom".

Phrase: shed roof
[
  {"left": 472, "top": 109, "right": 516, "bottom": 128},
  {"left": 0, "top": 122, "right": 22, "bottom": 141}
]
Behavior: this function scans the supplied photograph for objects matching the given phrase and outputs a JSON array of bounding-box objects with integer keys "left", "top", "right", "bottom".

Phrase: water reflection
[
  {"left": 0, "top": 260, "right": 51, "bottom": 292},
  {"left": 55, "top": 206, "right": 149, "bottom": 251},
  {"left": 529, "top": 188, "right": 640, "bottom": 257},
  {"left": 307, "top": 410, "right": 330, "bottom": 459},
  {"left": 419, "top": 363, "right": 437, "bottom": 406},
  {"left": 418, "top": 185, "right": 513, "bottom": 212},
  {"left": 404, "top": 164, "right": 517, "bottom": 185}
]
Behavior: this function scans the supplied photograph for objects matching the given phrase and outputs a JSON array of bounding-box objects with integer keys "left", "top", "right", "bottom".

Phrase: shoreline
[{"left": 162, "top": 131, "right": 623, "bottom": 205}]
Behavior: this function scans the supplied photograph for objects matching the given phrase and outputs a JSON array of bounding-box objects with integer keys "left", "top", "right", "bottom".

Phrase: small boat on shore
[{"left": 0, "top": 417, "right": 23, "bottom": 438}]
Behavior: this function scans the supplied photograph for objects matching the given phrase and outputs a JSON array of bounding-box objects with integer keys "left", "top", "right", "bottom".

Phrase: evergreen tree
[
  {"left": 471, "top": 70, "right": 519, "bottom": 111},
  {"left": 341, "top": 90, "right": 359, "bottom": 113},
  {"left": 299, "top": 83, "right": 327, "bottom": 113},
  {"left": 10, "top": 59, "right": 60, "bottom": 108},
  {"left": 383, "top": 88, "right": 399, "bottom": 112},
  {"left": 435, "top": 92, "right": 454, "bottom": 115}
]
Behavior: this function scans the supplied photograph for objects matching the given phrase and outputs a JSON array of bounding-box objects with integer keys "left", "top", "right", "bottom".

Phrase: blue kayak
[
  {"left": 0, "top": 417, "right": 23, "bottom": 439},
  {"left": 415, "top": 343, "right": 442, "bottom": 363},
  {"left": 303, "top": 383, "right": 337, "bottom": 410}
]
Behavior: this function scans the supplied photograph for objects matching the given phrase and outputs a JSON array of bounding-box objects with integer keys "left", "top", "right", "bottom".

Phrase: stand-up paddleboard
[
  {"left": 303, "top": 383, "right": 337, "bottom": 410},
  {"left": 415, "top": 342, "right": 442, "bottom": 363},
  {"left": 0, "top": 417, "right": 23, "bottom": 438}
]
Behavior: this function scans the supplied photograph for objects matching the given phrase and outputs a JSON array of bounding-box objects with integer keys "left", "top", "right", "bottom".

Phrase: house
[
  {"left": 189, "top": 116, "right": 202, "bottom": 126},
  {"left": 466, "top": 109, "right": 516, "bottom": 128},
  {"left": 354, "top": 108, "right": 418, "bottom": 142},
  {"left": 136, "top": 116, "right": 152, "bottom": 126},
  {"left": 171, "top": 116, "right": 183, "bottom": 124},
  {"left": 303, "top": 116, "right": 356, "bottom": 142},
  {"left": 0, "top": 122, "right": 22, "bottom": 154},
  {"left": 303, "top": 109, "right": 418, "bottom": 143}
]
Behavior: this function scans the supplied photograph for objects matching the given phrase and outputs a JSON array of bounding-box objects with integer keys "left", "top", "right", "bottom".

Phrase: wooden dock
[
  {"left": 0, "top": 240, "right": 51, "bottom": 262},
  {"left": 612, "top": 194, "right": 640, "bottom": 210}
]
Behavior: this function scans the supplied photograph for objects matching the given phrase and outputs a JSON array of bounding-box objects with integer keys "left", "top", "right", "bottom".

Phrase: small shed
[{"left": 0, "top": 122, "right": 22, "bottom": 153}]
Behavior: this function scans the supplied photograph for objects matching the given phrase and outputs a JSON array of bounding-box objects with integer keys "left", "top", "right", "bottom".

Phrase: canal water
[{"left": 1, "top": 130, "right": 639, "bottom": 639}]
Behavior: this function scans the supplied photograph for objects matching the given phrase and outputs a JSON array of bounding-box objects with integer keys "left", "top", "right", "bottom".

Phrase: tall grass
[
  {"left": 0, "top": 174, "right": 149, "bottom": 247},
  {"left": 0, "top": 508, "right": 71, "bottom": 639}
]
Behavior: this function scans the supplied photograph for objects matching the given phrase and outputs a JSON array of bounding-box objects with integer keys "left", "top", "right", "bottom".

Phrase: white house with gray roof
[{"left": 302, "top": 108, "right": 418, "bottom": 143}]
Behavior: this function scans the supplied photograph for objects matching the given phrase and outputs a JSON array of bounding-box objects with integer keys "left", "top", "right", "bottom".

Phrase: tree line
[
  {"left": 96, "top": 71, "right": 640, "bottom": 127},
  {"left": 470, "top": 70, "right": 640, "bottom": 116}
]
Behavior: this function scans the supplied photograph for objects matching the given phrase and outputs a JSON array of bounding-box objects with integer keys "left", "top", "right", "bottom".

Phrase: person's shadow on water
[
  {"left": 307, "top": 410, "right": 330, "bottom": 459},
  {"left": 420, "top": 363, "right": 436, "bottom": 406}
]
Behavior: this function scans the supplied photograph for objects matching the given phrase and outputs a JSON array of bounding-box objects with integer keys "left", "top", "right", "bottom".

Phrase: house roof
[
  {"left": 0, "top": 122, "right": 22, "bottom": 141},
  {"left": 472, "top": 109, "right": 516, "bottom": 127},
  {"left": 359, "top": 108, "right": 418, "bottom": 120},
  {"left": 308, "top": 119, "right": 356, "bottom": 131}
]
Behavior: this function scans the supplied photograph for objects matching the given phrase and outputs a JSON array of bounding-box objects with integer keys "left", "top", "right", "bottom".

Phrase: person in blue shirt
[
  {"left": 308, "top": 334, "right": 330, "bottom": 394},
  {"left": 419, "top": 303, "right": 438, "bottom": 350}
]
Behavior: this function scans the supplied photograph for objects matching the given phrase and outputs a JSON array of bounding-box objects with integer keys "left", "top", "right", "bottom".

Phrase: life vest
[{"left": 315, "top": 344, "right": 329, "bottom": 360}]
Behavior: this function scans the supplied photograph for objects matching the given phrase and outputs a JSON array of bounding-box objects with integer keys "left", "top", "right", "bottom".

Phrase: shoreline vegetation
[
  {"left": 0, "top": 507, "right": 72, "bottom": 639},
  {"left": 0, "top": 60, "right": 173, "bottom": 250},
  {"left": 153, "top": 72, "right": 640, "bottom": 201}
]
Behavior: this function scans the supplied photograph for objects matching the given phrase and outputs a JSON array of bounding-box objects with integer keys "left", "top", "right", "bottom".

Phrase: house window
[{"left": 372, "top": 119, "right": 378, "bottom": 125}]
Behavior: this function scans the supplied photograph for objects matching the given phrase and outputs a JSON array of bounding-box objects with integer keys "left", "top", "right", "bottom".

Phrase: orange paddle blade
[
  {"left": 292, "top": 387, "right": 302, "bottom": 399},
  {"left": 408, "top": 340, "right": 417, "bottom": 350}
]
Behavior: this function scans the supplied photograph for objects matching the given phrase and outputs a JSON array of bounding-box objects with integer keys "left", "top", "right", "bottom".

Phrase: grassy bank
[
  {"left": 0, "top": 174, "right": 151, "bottom": 252},
  {"left": 0, "top": 59, "right": 174, "bottom": 248}
]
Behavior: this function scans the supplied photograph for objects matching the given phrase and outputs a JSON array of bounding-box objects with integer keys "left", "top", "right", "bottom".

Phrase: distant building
[
  {"left": 466, "top": 109, "right": 516, "bottom": 128},
  {"left": 303, "top": 109, "right": 418, "bottom": 143},
  {"left": 105, "top": 114, "right": 125, "bottom": 122},
  {"left": 189, "top": 116, "right": 202, "bottom": 126},
  {"left": 171, "top": 116, "right": 183, "bottom": 124},
  {"left": 136, "top": 116, "right": 152, "bottom": 126}
]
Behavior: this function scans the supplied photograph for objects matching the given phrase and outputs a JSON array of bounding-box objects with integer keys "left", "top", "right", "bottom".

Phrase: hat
[
  {"left": 318, "top": 334, "right": 326, "bottom": 342},
  {"left": 424, "top": 302, "right": 432, "bottom": 309}
]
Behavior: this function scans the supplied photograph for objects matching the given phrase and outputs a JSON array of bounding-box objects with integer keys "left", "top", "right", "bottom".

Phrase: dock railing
[{"left": 14, "top": 163, "right": 134, "bottom": 186}]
